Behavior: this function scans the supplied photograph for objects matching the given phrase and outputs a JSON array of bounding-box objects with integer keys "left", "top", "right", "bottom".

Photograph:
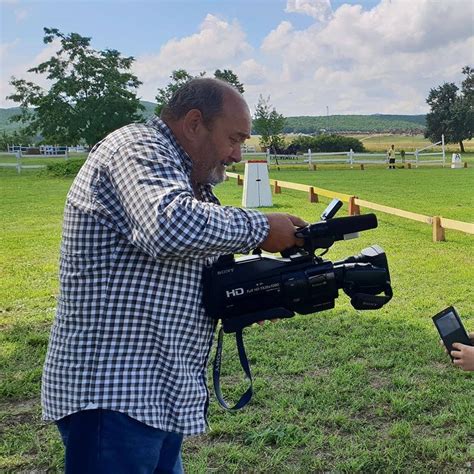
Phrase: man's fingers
[{"left": 287, "top": 214, "right": 308, "bottom": 228}]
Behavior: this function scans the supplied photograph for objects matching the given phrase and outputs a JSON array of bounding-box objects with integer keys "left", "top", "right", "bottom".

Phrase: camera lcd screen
[{"left": 436, "top": 311, "right": 460, "bottom": 335}]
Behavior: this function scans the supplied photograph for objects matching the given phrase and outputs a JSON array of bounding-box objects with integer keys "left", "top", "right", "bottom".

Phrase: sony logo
[{"left": 217, "top": 268, "right": 234, "bottom": 275}]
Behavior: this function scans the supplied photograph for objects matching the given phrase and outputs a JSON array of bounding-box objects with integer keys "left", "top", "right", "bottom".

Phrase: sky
[{"left": 1, "top": 0, "right": 473, "bottom": 116}]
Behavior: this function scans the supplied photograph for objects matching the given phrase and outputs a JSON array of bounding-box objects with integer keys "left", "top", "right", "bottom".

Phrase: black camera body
[{"left": 203, "top": 201, "right": 392, "bottom": 333}]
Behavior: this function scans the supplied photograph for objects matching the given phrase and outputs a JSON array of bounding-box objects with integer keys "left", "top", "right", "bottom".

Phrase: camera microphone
[{"left": 297, "top": 213, "right": 378, "bottom": 242}]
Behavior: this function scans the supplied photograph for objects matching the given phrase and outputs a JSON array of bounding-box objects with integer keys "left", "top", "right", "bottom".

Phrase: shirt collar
[
  {"left": 146, "top": 115, "right": 219, "bottom": 204},
  {"left": 146, "top": 115, "right": 193, "bottom": 175}
]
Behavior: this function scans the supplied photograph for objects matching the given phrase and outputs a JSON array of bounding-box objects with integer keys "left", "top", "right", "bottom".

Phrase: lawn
[{"left": 0, "top": 164, "right": 473, "bottom": 472}]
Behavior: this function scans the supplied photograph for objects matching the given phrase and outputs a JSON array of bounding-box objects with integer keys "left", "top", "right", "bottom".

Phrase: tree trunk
[{"left": 459, "top": 140, "right": 465, "bottom": 153}]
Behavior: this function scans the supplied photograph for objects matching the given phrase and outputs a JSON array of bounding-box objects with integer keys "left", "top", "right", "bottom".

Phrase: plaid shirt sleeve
[{"left": 95, "top": 139, "right": 269, "bottom": 260}]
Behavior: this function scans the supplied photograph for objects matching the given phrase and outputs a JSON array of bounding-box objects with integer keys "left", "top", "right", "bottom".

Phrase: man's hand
[{"left": 260, "top": 213, "right": 307, "bottom": 253}]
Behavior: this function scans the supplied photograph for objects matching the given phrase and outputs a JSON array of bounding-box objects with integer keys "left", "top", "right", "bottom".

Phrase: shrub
[
  {"left": 45, "top": 158, "right": 86, "bottom": 177},
  {"left": 287, "top": 134, "right": 365, "bottom": 153}
]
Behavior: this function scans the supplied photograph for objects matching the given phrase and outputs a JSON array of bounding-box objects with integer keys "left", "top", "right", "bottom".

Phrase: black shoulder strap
[{"left": 213, "top": 326, "right": 253, "bottom": 411}]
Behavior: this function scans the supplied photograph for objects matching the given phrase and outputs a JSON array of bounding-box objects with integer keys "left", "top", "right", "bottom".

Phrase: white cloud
[
  {"left": 255, "top": 0, "right": 474, "bottom": 114},
  {"left": 237, "top": 59, "right": 268, "bottom": 85},
  {"left": 0, "top": 40, "right": 61, "bottom": 107},
  {"left": 132, "top": 14, "right": 253, "bottom": 104},
  {"left": 134, "top": 14, "right": 252, "bottom": 83},
  {"left": 261, "top": 21, "right": 294, "bottom": 53},
  {"left": 285, "top": 0, "right": 332, "bottom": 21}
]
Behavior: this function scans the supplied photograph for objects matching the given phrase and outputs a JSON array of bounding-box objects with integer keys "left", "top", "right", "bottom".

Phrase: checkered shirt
[{"left": 41, "top": 116, "right": 269, "bottom": 435}]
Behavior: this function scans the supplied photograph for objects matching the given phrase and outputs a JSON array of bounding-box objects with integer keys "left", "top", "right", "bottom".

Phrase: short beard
[{"left": 206, "top": 165, "right": 226, "bottom": 186}]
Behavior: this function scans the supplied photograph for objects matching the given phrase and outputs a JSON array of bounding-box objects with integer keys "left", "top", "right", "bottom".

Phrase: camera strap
[{"left": 213, "top": 326, "right": 253, "bottom": 410}]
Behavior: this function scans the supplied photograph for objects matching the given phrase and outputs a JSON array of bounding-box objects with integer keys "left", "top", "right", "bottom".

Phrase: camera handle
[{"left": 213, "top": 326, "right": 254, "bottom": 411}]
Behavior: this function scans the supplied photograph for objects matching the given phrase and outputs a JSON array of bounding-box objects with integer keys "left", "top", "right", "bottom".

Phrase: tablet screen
[{"left": 437, "top": 311, "right": 460, "bottom": 335}]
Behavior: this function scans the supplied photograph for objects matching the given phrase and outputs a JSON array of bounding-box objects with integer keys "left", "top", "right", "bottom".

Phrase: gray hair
[{"left": 160, "top": 77, "right": 240, "bottom": 126}]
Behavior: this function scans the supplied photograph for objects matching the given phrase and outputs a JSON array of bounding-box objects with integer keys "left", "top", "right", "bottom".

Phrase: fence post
[
  {"left": 237, "top": 174, "right": 243, "bottom": 186},
  {"left": 432, "top": 216, "right": 445, "bottom": 242},
  {"left": 349, "top": 148, "right": 354, "bottom": 168},
  {"left": 15, "top": 149, "right": 22, "bottom": 174},
  {"left": 415, "top": 149, "right": 419, "bottom": 168},
  {"left": 274, "top": 181, "right": 281, "bottom": 194},
  {"left": 360, "top": 163, "right": 364, "bottom": 170},
  {"left": 266, "top": 148, "right": 270, "bottom": 166},
  {"left": 348, "top": 196, "right": 360, "bottom": 216},
  {"left": 441, "top": 134, "right": 445, "bottom": 167},
  {"left": 309, "top": 186, "right": 319, "bottom": 203}
]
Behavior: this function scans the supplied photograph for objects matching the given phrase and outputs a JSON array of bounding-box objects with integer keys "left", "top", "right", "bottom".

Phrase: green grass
[{"left": 0, "top": 165, "right": 473, "bottom": 472}]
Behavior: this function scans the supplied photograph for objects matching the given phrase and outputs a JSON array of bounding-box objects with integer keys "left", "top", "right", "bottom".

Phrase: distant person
[{"left": 387, "top": 144, "right": 396, "bottom": 169}]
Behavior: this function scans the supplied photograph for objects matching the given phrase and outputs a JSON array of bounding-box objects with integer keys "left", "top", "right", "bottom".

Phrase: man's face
[{"left": 193, "top": 93, "right": 251, "bottom": 185}]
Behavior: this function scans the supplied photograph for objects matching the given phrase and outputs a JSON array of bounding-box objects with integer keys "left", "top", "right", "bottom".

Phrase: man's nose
[{"left": 231, "top": 145, "right": 242, "bottom": 163}]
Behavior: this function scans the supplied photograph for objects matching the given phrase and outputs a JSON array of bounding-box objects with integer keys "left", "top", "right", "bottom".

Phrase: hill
[
  {"left": 284, "top": 114, "right": 426, "bottom": 134},
  {"left": 0, "top": 103, "right": 426, "bottom": 135},
  {"left": 0, "top": 107, "right": 24, "bottom": 133}
]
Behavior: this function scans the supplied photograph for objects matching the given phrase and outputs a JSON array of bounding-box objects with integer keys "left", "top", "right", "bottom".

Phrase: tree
[
  {"left": 155, "top": 68, "right": 244, "bottom": 115},
  {"left": 214, "top": 69, "right": 244, "bottom": 93},
  {"left": 253, "top": 95, "right": 286, "bottom": 152},
  {"left": 154, "top": 69, "right": 195, "bottom": 115},
  {"left": 425, "top": 66, "right": 473, "bottom": 152},
  {"left": 0, "top": 129, "right": 35, "bottom": 152},
  {"left": 7, "top": 28, "right": 144, "bottom": 147}
]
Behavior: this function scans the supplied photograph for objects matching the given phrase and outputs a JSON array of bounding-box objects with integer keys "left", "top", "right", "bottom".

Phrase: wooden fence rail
[{"left": 225, "top": 172, "right": 473, "bottom": 242}]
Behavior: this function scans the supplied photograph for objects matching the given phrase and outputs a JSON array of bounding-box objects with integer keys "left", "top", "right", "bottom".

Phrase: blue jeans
[{"left": 56, "top": 409, "right": 183, "bottom": 474}]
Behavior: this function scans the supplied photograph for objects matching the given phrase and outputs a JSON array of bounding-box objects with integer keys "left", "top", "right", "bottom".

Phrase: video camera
[
  {"left": 203, "top": 199, "right": 393, "bottom": 410},
  {"left": 203, "top": 199, "right": 392, "bottom": 334}
]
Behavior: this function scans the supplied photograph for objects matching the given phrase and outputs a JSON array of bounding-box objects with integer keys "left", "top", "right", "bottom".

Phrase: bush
[
  {"left": 287, "top": 134, "right": 365, "bottom": 153},
  {"left": 45, "top": 158, "right": 86, "bottom": 177}
]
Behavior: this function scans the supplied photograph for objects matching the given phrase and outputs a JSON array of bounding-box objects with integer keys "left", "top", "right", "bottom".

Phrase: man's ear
[{"left": 182, "top": 109, "right": 205, "bottom": 141}]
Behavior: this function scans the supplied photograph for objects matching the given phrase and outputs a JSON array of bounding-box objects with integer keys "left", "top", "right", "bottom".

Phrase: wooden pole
[
  {"left": 309, "top": 187, "right": 319, "bottom": 203},
  {"left": 274, "top": 181, "right": 281, "bottom": 194},
  {"left": 348, "top": 196, "right": 360, "bottom": 216},
  {"left": 237, "top": 175, "right": 243, "bottom": 186},
  {"left": 432, "top": 216, "right": 445, "bottom": 242}
]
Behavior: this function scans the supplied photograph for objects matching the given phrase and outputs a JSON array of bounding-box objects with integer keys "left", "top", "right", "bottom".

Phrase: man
[
  {"left": 42, "top": 78, "right": 306, "bottom": 473},
  {"left": 387, "top": 144, "right": 396, "bottom": 169}
]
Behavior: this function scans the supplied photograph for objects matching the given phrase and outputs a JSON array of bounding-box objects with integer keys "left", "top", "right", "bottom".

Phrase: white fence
[
  {"left": 244, "top": 135, "right": 446, "bottom": 168},
  {"left": 7, "top": 144, "right": 69, "bottom": 158},
  {"left": 1, "top": 144, "right": 89, "bottom": 173}
]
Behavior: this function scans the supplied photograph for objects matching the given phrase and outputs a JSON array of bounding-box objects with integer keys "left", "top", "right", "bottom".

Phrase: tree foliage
[
  {"left": 425, "top": 66, "right": 473, "bottom": 152},
  {"left": 0, "top": 129, "right": 35, "bottom": 151},
  {"left": 154, "top": 69, "right": 195, "bottom": 116},
  {"left": 154, "top": 68, "right": 244, "bottom": 115},
  {"left": 7, "top": 27, "right": 144, "bottom": 146},
  {"left": 214, "top": 69, "right": 245, "bottom": 93},
  {"left": 286, "top": 134, "right": 365, "bottom": 154},
  {"left": 253, "top": 95, "right": 286, "bottom": 152}
]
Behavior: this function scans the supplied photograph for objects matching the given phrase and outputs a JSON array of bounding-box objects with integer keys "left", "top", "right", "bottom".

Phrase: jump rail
[{"left": 225, "top": 172, "right": 473, "bottom": 242}]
